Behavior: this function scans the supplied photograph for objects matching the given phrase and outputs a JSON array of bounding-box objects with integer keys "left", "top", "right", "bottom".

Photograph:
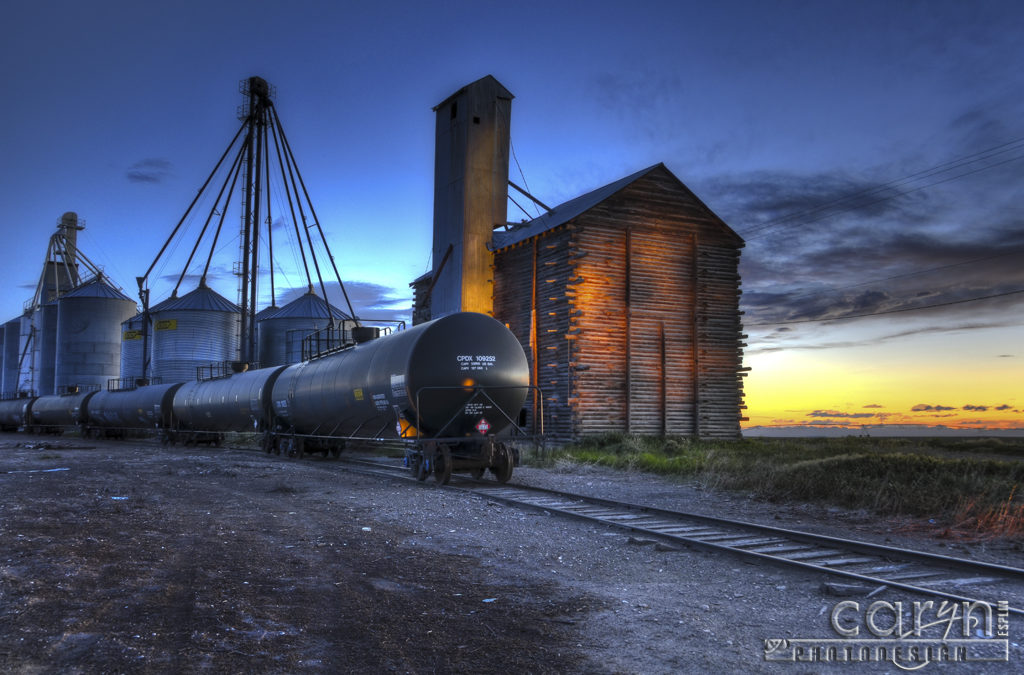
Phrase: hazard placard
[{"left": 475, "top": 418, "right": 491, "bottom": 435}]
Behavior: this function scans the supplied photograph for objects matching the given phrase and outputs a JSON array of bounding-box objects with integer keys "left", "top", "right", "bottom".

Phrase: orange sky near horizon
[{"left": 741, "top": 321, "right": 1023, "bottom": 432}]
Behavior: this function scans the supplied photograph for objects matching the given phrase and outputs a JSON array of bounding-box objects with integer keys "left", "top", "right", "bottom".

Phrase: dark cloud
[
  {"left": 127, "top": 158, "right": 172, "bottom": 184},
  {"left": 996, "top": 404, "right": 1014, "bottom": 411},
  {"left": 807, "top": 410, "right": 875, "bottom": 419},
  {"left": 707, "top": 149, "right": 1024, "bottom": 331},
  {"left": 998, "top": 354, "right": 1015, "bottom": 358},
  {"left": 962, "top": 404, "right": 989, "bottom": 411},
  {"left": 911, "top": 404, "right": 955, "bottom": 412},
  {"left": 277, "top": 280, "right": 410, "bottom": 323},
  {"left": 862, "top": 404, "right": 883, "bottom": 409}
]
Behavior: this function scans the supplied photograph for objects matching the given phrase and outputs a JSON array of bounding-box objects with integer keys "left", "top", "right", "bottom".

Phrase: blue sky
[{"left": 2, "top": 0, "right": 1022, "bottom": 429}]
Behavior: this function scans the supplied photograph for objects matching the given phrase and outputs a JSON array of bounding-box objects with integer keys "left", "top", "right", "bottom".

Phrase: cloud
[
  {"left": 277, "top": 280, "right": 411, "bottom": 322},
  {"left": 962, "top": 404, "right": 989, "bottom": 411},
  {"left": 862, "top": 404, "right": 883, "bottom": 408},
  {"left": 911, "top": 404, "right": 955, "bottom": 412},
  {"left": 996, "top": 404, "right": 1014, "bottom": 411},
  {"left": 998, "top": 354, "right": 1015, "bottom": 358},
  {"left": 126, "top": 158, "right": 172, "bottom": 184},
  {"left": 807, "top": 410, "right": 875, "bottom": 419}
]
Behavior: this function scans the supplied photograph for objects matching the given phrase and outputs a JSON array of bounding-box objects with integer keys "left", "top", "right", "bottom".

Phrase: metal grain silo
[
  {"left": 0, "top": 321, "right": 9, "bottom": 399},
  {"left": 119, "top": 313, "right": 147, "bottom": 382},
  {"left": 55, "top": 276, "right": 137, "bottom": 391},
  {"left": 256, "top": 292, "right": 352, "bottom": 367},
  {"left": 33, "top": 301, "right": 59, "bottom": 395},
  {"left": 150, "top": 283, "right": 239, "bottom": 383}
]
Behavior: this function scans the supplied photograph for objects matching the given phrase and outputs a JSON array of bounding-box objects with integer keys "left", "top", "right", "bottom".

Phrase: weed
[{"left": 547, "top": 435, "right": 1024, "bottom": 538}]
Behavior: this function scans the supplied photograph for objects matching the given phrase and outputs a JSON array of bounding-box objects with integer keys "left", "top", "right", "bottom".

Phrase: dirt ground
[{"left": 2, "top": 435, "right": 1022, "bottom": 674}]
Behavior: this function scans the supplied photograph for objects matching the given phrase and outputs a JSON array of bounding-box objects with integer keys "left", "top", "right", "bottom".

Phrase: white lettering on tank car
[
  {"left": 390, "top": 374, "right": 406, "bottom": 399},
  {"left": 372, "top": 393, "right": 388, "bottom": 412},
  {"left": 458, "top": 355, "right": 497, "bottom": 372}
]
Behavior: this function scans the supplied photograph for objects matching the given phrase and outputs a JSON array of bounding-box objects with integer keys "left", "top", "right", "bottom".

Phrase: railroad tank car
[
  {"left": 0, "top": 397, "right": 34, "bottom": 432},
  {"left": 83, "top": 382, "right": 185, "bottom": 437},
  {"left": 270, "top": 311, "right": 529, "bottom": 481},
  {"left": 26, "top": 390, "right": 97, "bottom": 434},
  {"left": 171, "top": 365, "right": 287, "bottom": 436}
]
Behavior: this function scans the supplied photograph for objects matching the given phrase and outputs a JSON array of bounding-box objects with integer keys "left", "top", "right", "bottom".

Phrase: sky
[{"left": 1, "top": 0, "right": 1021, "bottom": 434}]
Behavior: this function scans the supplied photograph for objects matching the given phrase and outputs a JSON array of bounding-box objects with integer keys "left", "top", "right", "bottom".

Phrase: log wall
[{"left": 494, "top": 165, "right": 746, "bottom": 443}]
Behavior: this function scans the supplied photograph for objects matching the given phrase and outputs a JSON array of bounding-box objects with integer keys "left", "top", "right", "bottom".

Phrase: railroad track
[{"left": 340, "top": 455, "right": 1024, "bottom": 616}]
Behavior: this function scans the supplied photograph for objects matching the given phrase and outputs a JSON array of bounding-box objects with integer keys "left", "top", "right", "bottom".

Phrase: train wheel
[
  {"left": 412, "top": 455, "right": 428, "bottom": 481},
  {"left": 490, "top": 443, "right": 513, "bottom": 484},
  {"left": 433, "top": 444, "right": 452, "bottom": 485}
]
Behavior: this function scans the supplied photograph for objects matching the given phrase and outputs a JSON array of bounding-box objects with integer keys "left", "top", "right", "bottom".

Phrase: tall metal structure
[
  {"left": 20, "top": 213, "right": 111, "bottom": 395},
  {"left": 139, "top": 76, "right": 357, "bottom": 374}
]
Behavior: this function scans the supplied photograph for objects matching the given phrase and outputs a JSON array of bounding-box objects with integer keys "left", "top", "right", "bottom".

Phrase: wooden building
[
  {"left": 412, "top": 77, "right": 746, "bottom": 443},
  {"left": 490, "top": 164, "right": 746, "bottom": 442}
]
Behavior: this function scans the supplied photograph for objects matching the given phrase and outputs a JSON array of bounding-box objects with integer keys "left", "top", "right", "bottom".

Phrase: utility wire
[
  {"left": 743, "top": 151, "right": 1024, "bottom": 242},
  {"left": 739, "top": 135, "right": 1024, "bottom": 237},
  {"left": 778, "top": 249, "right": 1023, "bottom": 305},
  {"left": 747, "top": 288, "right": 1024, "bottom": 327}
]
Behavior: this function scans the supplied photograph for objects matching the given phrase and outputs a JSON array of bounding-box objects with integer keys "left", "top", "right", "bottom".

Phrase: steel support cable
[
  {"left": 201, "top": 146, "right": 247, "bottom": 282},
  {"left": 739, "top": 137, "right": 1024, "bottom": 237},
  {"left": 271, "top": 109, "right": 334, "bottom": 324},
  {"left": 176, "top": 141, "right": 247, "bottom": 295},
  {"left": 272, "top": 106, "right": 357, "bottom": 324},
  {"left": 141, "top": 119, "right": 247, "bottom": 286},
  {"left": 268, "top": 110, "right": 315, "bottom": 295},
  {"left": 747, "top": 288, "right": 1024, "bottom": 327},
  {"left": 264, "top": 118, "right": 276, "bottom": 309}
]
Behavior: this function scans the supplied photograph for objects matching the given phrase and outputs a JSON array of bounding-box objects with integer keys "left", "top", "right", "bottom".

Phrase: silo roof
[
  {"left": 61, "top": 276, "right": 134, "bottom": 302},
  {"left": 263, "top": 292, "right": 350, "bottom": 320},
  {"left": 255, "top": 304, "right": 280, "bottom": 321},
  {"left": 155, "top": 285, "right": 240, "bottom": 313}
]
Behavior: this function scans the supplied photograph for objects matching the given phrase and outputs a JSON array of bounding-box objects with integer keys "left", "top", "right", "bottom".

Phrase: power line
[
  {"left": 778, "top": 249, "right": 1023, "bottom": 305},
  {"left": 738, "top": 136, "right": 1024, "bottom": 239},
  {"left": 746, "top": 288, "right": 1024, "bottom": 327}
]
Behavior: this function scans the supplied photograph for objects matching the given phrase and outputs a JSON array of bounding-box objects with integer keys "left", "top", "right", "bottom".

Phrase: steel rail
[{"left": 339, "top": 456, "right": 1024, "bottom": 617}]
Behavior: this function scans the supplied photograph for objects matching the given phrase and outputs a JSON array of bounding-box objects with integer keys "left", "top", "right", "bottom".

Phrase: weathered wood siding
[
  {"left": 493, "top": 227, "right": 575, "bottom": 440},
  {"left": 494, "top": 165, "right": 745, "bottom": 443}
]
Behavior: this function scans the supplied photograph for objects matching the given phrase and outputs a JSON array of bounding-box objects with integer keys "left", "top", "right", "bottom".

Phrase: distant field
[{"left": 539, "top": 435, "right": 1024, "bottom": 540}]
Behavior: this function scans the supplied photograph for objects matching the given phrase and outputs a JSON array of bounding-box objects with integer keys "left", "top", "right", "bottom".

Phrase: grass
[{"left": 536, "top": 434, "right": 1024, "bottom": 540}]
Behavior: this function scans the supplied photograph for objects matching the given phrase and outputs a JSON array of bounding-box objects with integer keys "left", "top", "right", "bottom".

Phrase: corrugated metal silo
[
  {"left": 33, "top": 301, "right": 59, "bottom": 395},
  {"left": 2, "top": 317, "right": 24, "bottom": 396},
  {"left": 119, "top": 313, "right": 146, "bottom": 382},
  {"left": 256, "top": 292, "right": 352, "bottom": 367},
  {"left": 150, "top": 283, "right": 239, "bottom": 383},
  {"left": 55, "top": 276, "right": 137, "bottom": 391},
  {"left": 19, "top": 312, "right": 32, "bottom": 394}
]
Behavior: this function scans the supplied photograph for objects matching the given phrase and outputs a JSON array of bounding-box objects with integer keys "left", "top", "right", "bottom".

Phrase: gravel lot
[{"left": 1, "top": 435, "right": 1021, "bottom": 673}]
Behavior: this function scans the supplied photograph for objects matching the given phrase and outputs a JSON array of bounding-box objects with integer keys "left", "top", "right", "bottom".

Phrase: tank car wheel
[
  {"left": 433, "top": 444, "right": 452, "bottom": 485},
  {"left": 490, "top": 443, "right": 513, "bottom": 484},
  {"left": 412, "top": 455, "right": 428, "bottom": 481}
]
